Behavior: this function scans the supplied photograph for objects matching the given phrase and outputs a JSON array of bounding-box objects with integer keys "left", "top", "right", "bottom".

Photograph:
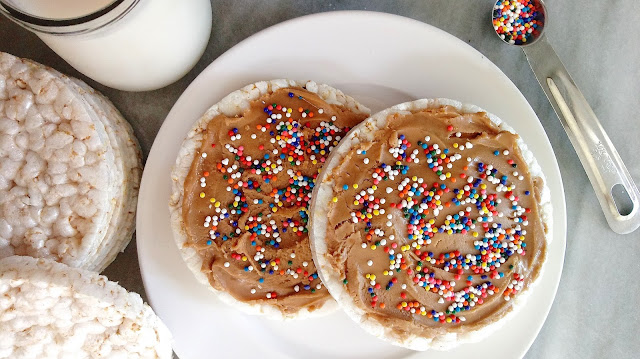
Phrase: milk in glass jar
[{"left": 1, "top": 0, "right": 212, "bottom": 91}]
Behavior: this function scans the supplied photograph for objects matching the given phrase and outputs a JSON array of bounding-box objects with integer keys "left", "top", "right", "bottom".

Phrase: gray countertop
[{"left": 1, "top": 0, "right": 638, "bottom": 358}]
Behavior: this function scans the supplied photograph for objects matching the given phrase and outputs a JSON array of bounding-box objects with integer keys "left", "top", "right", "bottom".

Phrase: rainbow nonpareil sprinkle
[{"left": 493, "top": 0, "right": 544, "bottom": 45}]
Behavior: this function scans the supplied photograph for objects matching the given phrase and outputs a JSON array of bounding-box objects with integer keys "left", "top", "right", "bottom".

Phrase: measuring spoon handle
[{"left": 522, "top": 35, "right": 640, "bottom": 234}]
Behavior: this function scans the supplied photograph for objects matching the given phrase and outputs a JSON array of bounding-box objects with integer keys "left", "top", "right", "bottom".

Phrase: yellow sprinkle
[
  {"left": 353, "top": 184, "right": 359, "bottom": 189},
  {"left": 242, "top": 256, "right": 247, "bottom": 261},
  {"left": 383, "top": 270, "right": 389, "bottom": 276},
  {"left": 365, "top": 274, "right": 371, "bottom": 279},
  {"left": 401, "top": 302, "right": 408, "bottom": 307},
  {"left": 370, "top": 274, "right": 376, "bottom": 280},
  {"left": 271, "top": 207, "right": 277, "bottom": 212},
  {"left": 447, "top": 229, "right": 453, "bottom": 235},
  {"left": 371, "top": 245, "right": 377, "bottom": 250},
  {"left": 411, "top": 176, "right": 417, "bottom": 181},
  {"left": 445, "top": 172, "right": 451, "bottom": 178},
  {"left": 287, "top": 108, "right": 292, "bottom": 113},
  {"left": 481, "top": 184, "right": 487, "bottom": 189},
  {"left": 473, "top": 232, "right": 479, "bottom": 237},
  {"left": 446, "top": 318, "right": 452, "bottom": 323},
  {"left": 332, "top": 197, "right": 338, "bottom": 203},
  {"left": 209, "top": 198, "right": 216, "bottom": 203},
  {"left": 312, "top": 160, "right": 318, "bottom": 165},
  {"left": 199, "top": 192, "right": 205, "bottom": 198},
  {"left": 416, "top": 266, "right": 422, "bottom": 271},
  {"left": 453, "top": 143, "right": 459, "bottom": 148},
  {"left": 373, "top": 209, "right": 380, "bottom": 215},
  {"left": 440, "top": 154, "right": 446, "bottom": 159},
  {"left": 215, "top": 201, "right": 221, "bottom": 208},
  {"left": 320, "top": 150, "right": 326, "bottom": 155},
  {"left": 288, "top": 157, "right": 293, "bottom": 162},
  {"left": 353, "top": 200, "right": 359, "bottom": 205},
  {"left": 371, "top": 185, "right": 378, "bottom": 190},
  {"left": 366, "top": 213, "right": 372, "bottom": 219},
  {"left": 233, "top": 201, "right": 238, "bottom": 207}
]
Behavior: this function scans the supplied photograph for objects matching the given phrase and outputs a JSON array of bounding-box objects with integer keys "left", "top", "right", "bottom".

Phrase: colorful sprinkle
[{"left": 493, "top": 0, "right": 544, "bottom": 45}]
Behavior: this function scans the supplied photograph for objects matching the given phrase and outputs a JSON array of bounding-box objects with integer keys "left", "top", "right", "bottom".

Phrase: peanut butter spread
[
  {"left": 181, "top": 87, "right": 368, "bottom": 314},
  {"left": 322, "top": 106, "right": 547, "bottom": 337}
]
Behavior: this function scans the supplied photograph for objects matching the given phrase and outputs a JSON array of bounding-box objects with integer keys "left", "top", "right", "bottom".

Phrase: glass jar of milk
[{"left": 0, "top": 0, "right": 212, "bottom": 91}]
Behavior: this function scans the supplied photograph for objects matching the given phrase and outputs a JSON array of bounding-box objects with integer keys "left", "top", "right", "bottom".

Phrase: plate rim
[{"left": 137, "top": 10, "right": 567, "bottom": 359}]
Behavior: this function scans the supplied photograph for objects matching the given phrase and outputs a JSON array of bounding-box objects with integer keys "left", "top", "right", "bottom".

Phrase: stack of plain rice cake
[{"left": 0, "top": 52, "right": 171, "bottom": 358}]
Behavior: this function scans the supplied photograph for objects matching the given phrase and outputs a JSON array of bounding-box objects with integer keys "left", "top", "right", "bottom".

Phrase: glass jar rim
[{"left": 0, "top": 0, "right": 139, "bottom": 35}]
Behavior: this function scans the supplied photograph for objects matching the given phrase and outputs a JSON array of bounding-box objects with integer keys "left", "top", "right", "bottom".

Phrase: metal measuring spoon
[{"left": 492, "top": 0, "right": 640, "bottom": 234}]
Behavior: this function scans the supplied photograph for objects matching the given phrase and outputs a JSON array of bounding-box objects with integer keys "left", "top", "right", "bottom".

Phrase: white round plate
[{"left": 137, "top": 11, "right": 566, "bottom": 359}]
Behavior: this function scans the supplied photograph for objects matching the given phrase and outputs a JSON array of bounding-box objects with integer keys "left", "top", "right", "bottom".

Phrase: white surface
[
  {"left": 35, "top": 0, "right": 212, "bottom": 91},
  {"left": 137, "top": 11, "right": 567, "bottom": 359}
]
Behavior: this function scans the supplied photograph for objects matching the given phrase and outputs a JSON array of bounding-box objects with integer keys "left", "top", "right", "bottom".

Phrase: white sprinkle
[{"left": 367, "top": 260, "right": 373, "bottom": 266}]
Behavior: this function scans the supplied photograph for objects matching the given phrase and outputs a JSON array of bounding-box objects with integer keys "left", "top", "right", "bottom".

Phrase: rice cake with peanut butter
[
  {"left": 169, "top": 80, "right": 370, "bottom": 319},
  {"left": 310, "top": 98, "right": 551, "bottom": 349}
]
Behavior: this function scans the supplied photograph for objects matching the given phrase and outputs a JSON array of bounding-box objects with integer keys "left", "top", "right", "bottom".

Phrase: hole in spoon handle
[{"left": 611, "top": 184, "right": 634, "bottom": 217}]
